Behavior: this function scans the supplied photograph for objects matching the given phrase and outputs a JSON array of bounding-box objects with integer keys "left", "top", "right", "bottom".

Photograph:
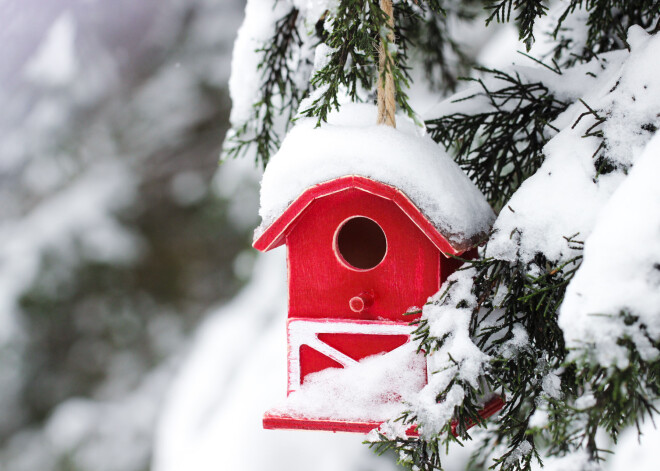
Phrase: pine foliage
[{"left": 228, "top": 1, "right": 660, "bottom": 470}]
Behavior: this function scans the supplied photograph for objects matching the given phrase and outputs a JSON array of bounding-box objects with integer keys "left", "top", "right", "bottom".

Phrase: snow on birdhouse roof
[{"left": 255, "top": 103, "right": 495, "bottom": 252}]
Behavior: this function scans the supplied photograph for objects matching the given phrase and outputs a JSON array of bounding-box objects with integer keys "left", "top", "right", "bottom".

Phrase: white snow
[
  {"left": 541, "top": 372, "right": 561, "bottom": 400},
  {"left": 289, "top": 0, "right": 337, "bottom": 27},
  {"left": 257, "top": 103, "right": 495, "bottom": 250},
  {"left": 504, "top": 440, "right": 533, "bottom": 467},
  {"left": 559, "top": 132, "right": 660, "bottom": 368},
  {"left": 481, "top": 27, "right": 660, "bottom": 368},
  {"left": 270, "top": 341, "right": 426, "bottom": 422},
  {"left": 606, "top": 416, "right": 660, "bottom": 471},
  {"left": 24, "top": 12, "right": 78, "bottom": 87},
  {"left": 487, "top": 28, "right": 660, "bottom": 264}
]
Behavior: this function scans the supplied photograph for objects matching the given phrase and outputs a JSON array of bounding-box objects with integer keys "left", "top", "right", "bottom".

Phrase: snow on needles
[
  {"left": 271, "top": 341, "right": 426, "bottom": 422},
  {"left": 481, "top": 27, "right": 660, "bottom": 369},
  {"left": 410, "top": 267, "right": 490, "bottom": 438},
  {"left": 228, "top": 0, "right": 291, "bottom": 126},
  {"left": 487, "top": 27, "right": 660, "bottom": 264},
  {"left": 409, "top": 27, "right": 660, "bottom": 437},
  {"left": 257, "top": 103, "right": 495, "bottom": 249},
  {"left": 560, "top": 132, "right": 660, "bottom": 368},
  {"left": 228, "top": 0, "right": 334, "bottom": 129}
]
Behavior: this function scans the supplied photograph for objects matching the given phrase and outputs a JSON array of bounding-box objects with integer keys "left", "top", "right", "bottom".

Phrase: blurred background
[{"left": 0, "top": 0, "right": 255, "bottom": 469}]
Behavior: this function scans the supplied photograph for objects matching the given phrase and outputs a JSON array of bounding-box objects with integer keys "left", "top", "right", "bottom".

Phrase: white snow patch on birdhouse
[
  {"left": 270, "top": 341, "right": 426, "bottom": 422},
  {"left": 560, "top": 132, "right": 660, "bottom": 368},
  {"left": 257, "top": 103, "right": 495, "bottom": 248}
]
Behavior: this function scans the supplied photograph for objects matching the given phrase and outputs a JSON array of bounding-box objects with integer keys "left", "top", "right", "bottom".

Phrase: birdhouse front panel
[{"left": 286, "top": 186, "right": 441, "bottom": 322}]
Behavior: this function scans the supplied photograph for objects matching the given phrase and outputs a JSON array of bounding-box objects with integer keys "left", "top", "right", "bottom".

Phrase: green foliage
[
  {"left": 300, "top": 0, "right": 380, "bottom": 123},
  {"left": 373, "top": 245, "right": 584, "bottom": 471},
  {"left": 426, "top": 67, "right": 568, "bottom": 210},
  {"left": 224, "top": 0, "right": 464, "bottom": 165},
  {"left": 543, "top": 314, "right": 660, "bottom": 462},
  {"left": 300, "top": 0, "right": 447, "bottom": 124}
]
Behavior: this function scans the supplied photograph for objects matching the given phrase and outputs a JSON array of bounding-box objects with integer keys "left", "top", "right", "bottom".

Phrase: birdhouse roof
[{"left": 254, "top": 103, "right": 495, "bottom": 254}]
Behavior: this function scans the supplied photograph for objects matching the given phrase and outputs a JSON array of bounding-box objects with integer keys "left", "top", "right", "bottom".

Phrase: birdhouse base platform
[
  {"left": 263, "top": 396, "right": 505, "bottom": 436},
  {"left": 262, "top": 412, "right": 419, "bottom": 435}
]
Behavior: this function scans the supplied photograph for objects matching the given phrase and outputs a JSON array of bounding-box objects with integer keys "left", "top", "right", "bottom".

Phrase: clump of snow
[
  {"left": 541, "top": 372, "right": 561, "bottom": 400},
  {"left": 574, "top": 393, "right": 596, "bottom": 410},
  {"left": 312, "top": 43, "right": 336, "bottom": 73},
  {"left": 487, "top": 28, "right": 660, "bottom": 264},
  {"left": 24, "top": 12, "right": 78, "bottom": 87},
  {"left": 504, "top": 440, "right": 533, "bottom": 467},
  {"left": 499, "top": 324, "right": 530, "bottom": 359},
  {"left": 258, "top": 103, "right": 495, "bottom": 250},
  {"left": 411, "top": 268, "right": 490, "bottom": 437},
  {"left": 559, "top": 132, "right": 660, "bottom": 368},
  {"left": 289, "top": 0, "right": 338, "bottom": 28},
  {"left": 270, "top": 341, "right": 426, "bottom": 422},
  {"left": 528, "top": 408, "right": 549, "bottom": 429}
]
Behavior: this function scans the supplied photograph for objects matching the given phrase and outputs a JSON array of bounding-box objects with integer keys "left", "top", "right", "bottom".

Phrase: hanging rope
[{"left": 377, "top": 0, "right": 396, "bottom": 128}]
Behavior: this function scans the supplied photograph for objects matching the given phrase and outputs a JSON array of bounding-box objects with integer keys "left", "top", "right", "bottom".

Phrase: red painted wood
[
  {"left": 316, "top": 333, "right": 409, "bottom": 362},
  {"left": 263, "top": 412, "right": 420, "bottom": 436},
  {"left": 254, "top": 176, "right": 463, "bottom": 255},
  {"left": 286, "top": 188, "right": 441, "bottom": 321},
  {"left": 299, "top": 345, "right": 344, "bottom": 384},
  {"left": 262, "top": 396, "right": 504, "bottom": 435}
]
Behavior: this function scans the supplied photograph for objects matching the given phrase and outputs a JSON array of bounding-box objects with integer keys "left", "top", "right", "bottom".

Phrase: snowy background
[{"left": 0, "top": 1, "right": 657, "bottom": 471}]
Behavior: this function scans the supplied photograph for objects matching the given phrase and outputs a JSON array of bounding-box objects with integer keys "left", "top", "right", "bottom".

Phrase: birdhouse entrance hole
[{"left": 335, "top": 216, "right": 387, "bottom": 270}]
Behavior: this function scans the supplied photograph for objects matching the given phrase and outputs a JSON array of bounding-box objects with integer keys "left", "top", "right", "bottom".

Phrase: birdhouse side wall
[{"left": 286, "top": 188, "right": 441, "bottom": 322}]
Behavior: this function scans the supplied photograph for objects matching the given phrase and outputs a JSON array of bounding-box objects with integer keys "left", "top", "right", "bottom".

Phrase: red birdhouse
[{"left": 254, "top": 103, "right": 496, "bottom": 434}]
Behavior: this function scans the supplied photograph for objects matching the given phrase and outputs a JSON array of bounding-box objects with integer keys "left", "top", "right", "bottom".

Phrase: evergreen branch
[
  {"left": 301, "top": 0, "right": 448, "bottom": 125},
  {"left": 300, "top": 0, "right": 381, "bottom": 124},
  {"left": 223, "top": 7, "right": 306, "bottom": 166},
  {"left": 426, "top": 68, "right": 568, "bottom": 210},
  {"left": 400, "top": 238, "right": 583, "bottom": 471},
  {"left": 545, "top": 331, "right": 660, "bottom": 462}
]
